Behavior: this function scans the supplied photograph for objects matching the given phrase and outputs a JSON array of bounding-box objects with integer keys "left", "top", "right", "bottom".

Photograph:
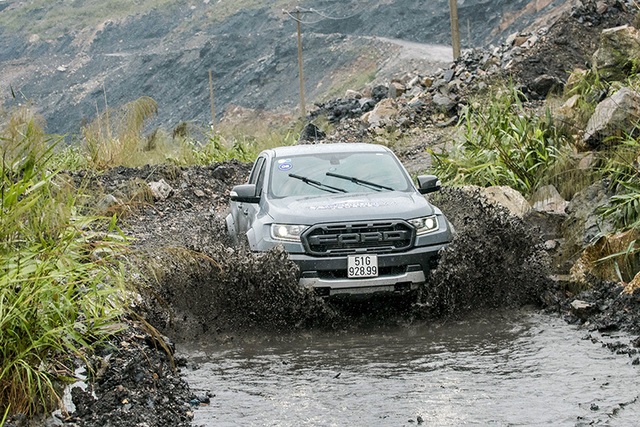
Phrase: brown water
[{"left": 180, "top": 310, "right": 639, "bottom": 426}]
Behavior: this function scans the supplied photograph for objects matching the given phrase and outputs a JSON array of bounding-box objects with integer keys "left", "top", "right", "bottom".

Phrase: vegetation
[
  {"left": 0, "top": 0, "right": 292, "bottom": 36},
  {"left": 430, "top": 84, "right": 571, "bottom": 197},
  {"left": 0, "top": 107, "right": 127, "bottom": 418},
  {"left": 0, "top": 96, "right": 301, "bottom": 419}
]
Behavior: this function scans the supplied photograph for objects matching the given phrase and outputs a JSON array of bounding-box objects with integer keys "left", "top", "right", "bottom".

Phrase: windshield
[{"left": 269, "top": 151, "right": 413, "bottom": 198}]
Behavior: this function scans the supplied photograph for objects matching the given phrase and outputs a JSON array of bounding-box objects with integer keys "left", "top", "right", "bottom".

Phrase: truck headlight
[
  {"left": 271, "top": 224, "right": 308, "bottom": 242},
  {"left": 409, "top": 215, "right": 439, "bottom": 235}
]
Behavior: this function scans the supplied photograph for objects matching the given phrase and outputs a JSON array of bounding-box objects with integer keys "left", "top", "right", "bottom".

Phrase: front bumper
[{"left": 289, "top": 243, "right": 447, "bottom": 296}]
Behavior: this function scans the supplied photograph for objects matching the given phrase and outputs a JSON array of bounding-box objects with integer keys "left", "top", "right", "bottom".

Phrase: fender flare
[{"left": 225, "top": 213, "right": 239, "bottom": 246}]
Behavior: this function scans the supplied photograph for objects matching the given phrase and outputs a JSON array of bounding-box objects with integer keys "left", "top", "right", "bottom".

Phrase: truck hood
[{"left": 265, "top": 191, "right": 436, "bottom": 224}]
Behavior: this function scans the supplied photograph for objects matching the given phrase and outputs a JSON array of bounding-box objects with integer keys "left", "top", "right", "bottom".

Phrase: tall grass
[
  {"left": 0, "top": 108, "right": 127, "bottom": 417},
  {"left": 430, "top": 85, "right": 570, "bottom": 196}
]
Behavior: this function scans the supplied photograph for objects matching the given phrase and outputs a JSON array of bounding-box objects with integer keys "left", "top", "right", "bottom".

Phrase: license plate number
[{"left": 348, "top": 255, "right": 378, "bottom": 278}]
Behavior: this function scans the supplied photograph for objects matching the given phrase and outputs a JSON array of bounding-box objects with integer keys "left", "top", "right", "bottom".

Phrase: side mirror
[
  {"left": 417, "top": 175, "right": 441, "bottom": 194},
  {"left": 230, "top": 184, "right": 260, "bottom": 203}
]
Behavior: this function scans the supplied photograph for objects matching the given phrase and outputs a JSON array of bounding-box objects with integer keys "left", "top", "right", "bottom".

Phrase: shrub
[
  {"left": 0, "top": 108, "right": 127, "bottom": 417},
  {"left": 430, "top": 85, "right": 570, "bottom": 196}
]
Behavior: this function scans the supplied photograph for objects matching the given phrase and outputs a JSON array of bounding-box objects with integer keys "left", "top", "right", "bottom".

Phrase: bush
[
  {"left": 0, "top": 108, "right": 127, "bottom": 417},
  {"left": 430, "top": 85, "right": 570, "bottom": 196}
]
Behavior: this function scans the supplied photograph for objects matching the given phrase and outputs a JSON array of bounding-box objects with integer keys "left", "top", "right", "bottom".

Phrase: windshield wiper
[
  {"left": 289, "top": 173, "right": 347, "bottom": 194},
  {"left": 325, "top": 172, "right": 394, "bottom": 191}
]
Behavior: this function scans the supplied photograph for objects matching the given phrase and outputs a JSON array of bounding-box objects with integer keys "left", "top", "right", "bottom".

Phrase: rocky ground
[{"left": 6, "top": 1, "right": 640, "bottom": 426}]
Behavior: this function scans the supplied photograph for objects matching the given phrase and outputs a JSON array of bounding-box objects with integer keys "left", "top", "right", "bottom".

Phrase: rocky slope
[{"left": 0, "top": 0, "right": 570, "bottom": 136}]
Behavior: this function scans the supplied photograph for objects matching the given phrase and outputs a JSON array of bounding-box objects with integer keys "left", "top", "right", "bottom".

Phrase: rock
[
  {"left": 583, "top": 87, "right": 640, "bottom": 147},
  {"left": 623, "top": 271, "right": 640, "bottom": 294},
  {"left": 388, "top": 81, "right": 406, "bottom": 99},
  {"left": 527, "top": 74, "right": 563, "bottom": 100},
  {"left": 571, "top": 229, "right": 640, "bottom": 284},
  {"left": 432, "top": 93, "right": 456, "bottom": 113},
  {"left": 481, "top": 186, "right": 531, "bottom": 218},
  {"left": 344, "top": 89, "right": 361, "bottom": 99},
  {"left": 148, "top": 179, "right": 173, "bottom": 201},
  {"left": 592, "top": 25, "right": 640, "bottom": 81},
  {"left": 371, "top": 85, "right": 389, "bottom": 102},
  {"left": 570, "top": 299, "right": 598, "bottom": 320},
  {"left": 531, "top": 185, "right": 568, "bottom": 215},
  {"left": 443, "top": 69, "right": 455, "bottom": 82},
  {"left": 298, "top": 123, "right": 326, "bottom": 143},
  {"left": 366, "top": 98, "right": 398, "bottom": 127},
  {"left": 563, "top": 180, "right": 614, "bottom": 249}
]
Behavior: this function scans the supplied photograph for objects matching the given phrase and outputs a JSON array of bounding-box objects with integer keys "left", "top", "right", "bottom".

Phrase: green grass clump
[
  {"left": 1, "top": 108, "right": 127, "bottom": 417},
  {"left": 430, "top": 84, "right": 570, "bottom": 196}
]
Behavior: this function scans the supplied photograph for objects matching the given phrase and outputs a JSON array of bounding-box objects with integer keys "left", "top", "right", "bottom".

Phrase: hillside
[{"left": 0, "top": 0, "right": 570, "bottom": 136}]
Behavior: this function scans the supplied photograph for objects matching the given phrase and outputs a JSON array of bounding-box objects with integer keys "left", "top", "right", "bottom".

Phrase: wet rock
[{"left": 570, "top": 299, "right": 598, "bottom": 320}]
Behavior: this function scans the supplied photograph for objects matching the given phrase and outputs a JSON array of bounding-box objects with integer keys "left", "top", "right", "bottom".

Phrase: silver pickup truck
[{"left": 226, "top": 143, "right": 453, "bottom": 296}]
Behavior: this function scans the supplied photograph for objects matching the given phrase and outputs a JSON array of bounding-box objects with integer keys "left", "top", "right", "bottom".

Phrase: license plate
[{"left": 347, "top": 255, "right": 378, "bottom": 278}]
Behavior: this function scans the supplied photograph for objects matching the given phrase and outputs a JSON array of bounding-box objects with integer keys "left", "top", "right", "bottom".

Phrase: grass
[
  {"left": 430, "top": 83, "right": 571, "bottom": 197},
  {"left": 0, "top": 107, "right": 127, "bottom": 418}
]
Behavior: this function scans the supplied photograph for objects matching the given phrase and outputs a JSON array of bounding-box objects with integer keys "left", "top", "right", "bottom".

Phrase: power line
[
  {"left": 282, "top": 10, "right": 324, "bottom": 25},
  {"left": 283, "top": 6, "right": 363, "bottom": 25},
  {"left": 307, "top": 7, "right": 361, "bottom": 21}
]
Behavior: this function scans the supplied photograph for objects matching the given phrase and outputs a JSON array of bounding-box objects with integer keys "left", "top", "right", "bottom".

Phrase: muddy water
[{"left": 180, "top": 310, "right": 639, "bottom": 426}]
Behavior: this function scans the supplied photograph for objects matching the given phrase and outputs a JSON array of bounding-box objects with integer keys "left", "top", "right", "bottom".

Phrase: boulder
[
  {"left": 481, "top": 186, "right": 531, "bottom": 218},
  {"left": 563, "top": 180, "right": 614, "bottom": 249},
  {"left": 592, "top": 25, "right": 640, "bottom": 81},
  {"left": 570, "top": 229, "right": 640, "bottom": 284},
  {"left": 366, "top": 98, "right": 398, "bottom": 127},
  {"left": 583, "top": 87, "right": 640, "bottom": 147},
  {"left": 531, "top": 185, "right": 568, "bottom": 215}
]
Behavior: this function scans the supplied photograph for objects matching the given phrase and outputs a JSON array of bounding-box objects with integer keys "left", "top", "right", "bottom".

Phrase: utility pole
[
  {"left": 208, "top": 69, "right": 216, "bottom": 132},
  {"left": 449, "top": 0, "right": 461, "bottom": 60},
  {"left": 283, "top": 7, "right": 312, "bottom": 118}
]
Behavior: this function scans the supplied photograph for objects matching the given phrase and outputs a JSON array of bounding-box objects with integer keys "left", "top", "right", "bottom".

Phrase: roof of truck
[{"left": 267, "top": 143, "right": 391, "bottom": 157}]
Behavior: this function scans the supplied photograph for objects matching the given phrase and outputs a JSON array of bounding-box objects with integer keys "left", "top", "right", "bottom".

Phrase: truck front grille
[{"left": 302, "top": 221, "right": 414, "bottom": 256}]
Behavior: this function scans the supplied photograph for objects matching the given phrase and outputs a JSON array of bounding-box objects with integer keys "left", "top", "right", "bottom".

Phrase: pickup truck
[{"left": 226, "top": 143, "right": 453, "bottom": 296}]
